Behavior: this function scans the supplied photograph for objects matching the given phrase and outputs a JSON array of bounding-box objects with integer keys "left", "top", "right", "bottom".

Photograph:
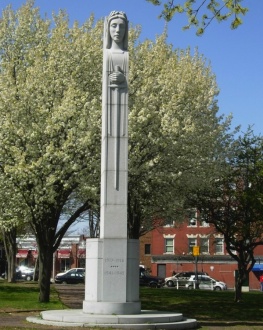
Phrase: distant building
[
  {"left": 139, "top": 217, "right": 263, "bottom": 290},
  {"left": 4, "top": 222, "right": 263, "bottom": 290},
  {"left": 14, "top": 234, "right": 87, "bottom": 278}
]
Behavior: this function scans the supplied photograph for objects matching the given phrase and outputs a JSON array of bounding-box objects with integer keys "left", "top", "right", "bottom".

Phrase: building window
[
  {"left": 198, "top": 212, "right": 209, "bottom": 227},
  {"left": 144, "top": 244, "right": 151, "bottom": 255},
  {"left": 188, "top": 210, "right": 197, "bottom": 226},
  {"left": 60, "top": 258, "right": 71, "bottom": 272},
  {"left": 188, "top": 238, "right": 197, "bottom": 254},
  {"left": 163, "top": 219, "right": 175, "bottom": 227},
  {"left": 200, "top": 238, "right": 209, "bottom": 254},
  {"left": 78, "top": 258, "right": 85, "bottom": 268},
  {"left": 215, "top": 238, "right": 224, "bottom": 254},
  {"left": 200, "top": 215, "right": 210, "bottom": 227},
  {"left": 165, "top": 238, "right": 174, "bottom": 253}
]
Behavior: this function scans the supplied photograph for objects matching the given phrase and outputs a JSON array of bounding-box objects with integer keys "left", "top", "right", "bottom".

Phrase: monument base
[
  {"left": 83, "top": 301, "right": 141, "bottom": 315},
  {"left": 27, "top": 310, "right": 198, "bottom": 329},
  {"left": 83, "top": 238, "right": 140, "bottom": 315}
]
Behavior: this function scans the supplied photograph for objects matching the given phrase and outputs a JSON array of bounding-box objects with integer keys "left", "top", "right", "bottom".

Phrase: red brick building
[
  {"left": 5, "top": 226, "right": 263, "bottom": 290},
  {"left": 139, "top": 217, "right": 263, "bottom": 290}
]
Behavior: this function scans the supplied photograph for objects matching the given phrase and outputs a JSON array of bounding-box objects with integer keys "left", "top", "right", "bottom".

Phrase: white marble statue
[{"left": 102, "top": 11, "right": 129, "bottom": 194}]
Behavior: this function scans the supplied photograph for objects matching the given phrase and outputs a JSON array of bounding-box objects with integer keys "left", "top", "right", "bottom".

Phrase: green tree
[
  {"left": 189, "top": 130, "right": 263, "bottom": 301},
  {"left": 0, "top": 1, "right": 232, "bottom": 301},
  {"left": 147, "top": 0, "right": 248, "bottom": 35}
]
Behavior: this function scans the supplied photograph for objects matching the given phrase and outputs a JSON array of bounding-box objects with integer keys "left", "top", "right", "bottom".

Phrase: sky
[{"left": 1, "top": 0, "right": 262, "bottom": 136}]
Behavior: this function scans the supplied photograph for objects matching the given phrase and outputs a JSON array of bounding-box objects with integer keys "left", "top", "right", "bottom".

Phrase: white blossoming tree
[
  {"left": 128, "top": 35, "right": 233, "bottom": 238},
  {"left": 0, "top": 1, "right": 232, "bottom": 301},
  {"left": 0, "top": 2, "right": 102, "bottom": 300}
]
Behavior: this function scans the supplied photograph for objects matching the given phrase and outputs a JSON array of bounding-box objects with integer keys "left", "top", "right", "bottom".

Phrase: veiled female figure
[{"left": 102, "top": 11, "right": 129, "bottom": 193}]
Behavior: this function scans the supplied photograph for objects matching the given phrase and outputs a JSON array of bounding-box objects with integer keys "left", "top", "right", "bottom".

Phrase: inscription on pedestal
[{"left": 104, "top": 258, "right": 125, "bottom": 276}]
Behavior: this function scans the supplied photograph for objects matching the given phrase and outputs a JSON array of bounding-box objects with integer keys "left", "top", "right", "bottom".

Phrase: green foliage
[
  {"left": 195, "top": 130, "right": 263, "bottom": 253},
  {"left": 147, "top": 0, "right": 249, "bottom": 35},
  {"left": 188, "top": 129, "right": 263, "bottom": 300}
]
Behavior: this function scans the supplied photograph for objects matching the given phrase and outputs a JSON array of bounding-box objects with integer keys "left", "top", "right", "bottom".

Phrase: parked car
[
  {"left": 185, "top": 275, "right": 227, "bottom": 290},
  {"left": 1, "top": 265, "right": 35, "bottom": 281},
  {"left": 1, "top": 267, "right": 22, "bottom": 280},
  {"left": 55, "top": 268, "right": 85, "bottom": 284},
  {"left": 140, "top": 267, "right": 165, "bottom": 288},
  {"left": 165, "top": 271, "right": 208, "bottom": 287},
  {"left": 18, "top": 266, "right": 35, "bottom": 281}
]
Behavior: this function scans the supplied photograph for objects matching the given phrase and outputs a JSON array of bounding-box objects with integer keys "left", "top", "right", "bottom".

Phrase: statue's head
[{"left": 105, "top": 11, "right": 128, "bottom": 50}]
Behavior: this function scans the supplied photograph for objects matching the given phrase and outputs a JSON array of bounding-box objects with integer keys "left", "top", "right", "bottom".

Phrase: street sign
[{"left": 193, "top": 246, "right": 200, "bottom": 256}]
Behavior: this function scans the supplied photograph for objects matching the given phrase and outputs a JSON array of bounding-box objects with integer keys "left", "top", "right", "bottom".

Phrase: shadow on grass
[
  {"left": 1, "top": 281, "right": 263, "bottom": 326},
  {"left": 140, "top": 287, "right": 263, "bottom": 323}
]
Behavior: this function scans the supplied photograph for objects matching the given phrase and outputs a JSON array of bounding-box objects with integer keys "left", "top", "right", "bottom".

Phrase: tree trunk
[
  {"left": 38, "top": 244, "right": 53, "bottom": 302},
  {"left": 234, "top": 265, "right": 247, "bottom": 302},
  {"left": 127, "top": 198, "right": 141, "bottom": 239},
  {"left": 234, "top": 276, "right": 242, "bottom": 302},
  {"left": 2, "top": 228, "right": 17, "bottom": 283},
  {"left": 33, "top": 257, "right": 39, "bottom": 281}
]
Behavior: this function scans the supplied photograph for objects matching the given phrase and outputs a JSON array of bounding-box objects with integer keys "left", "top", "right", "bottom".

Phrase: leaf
[{"left": 231, "top": 17, "right": 242, "bottom": 29}]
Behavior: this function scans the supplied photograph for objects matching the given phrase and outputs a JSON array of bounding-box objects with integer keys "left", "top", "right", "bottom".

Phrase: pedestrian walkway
[{"left": 55, "top": 283, "right": 84, "bottom": 309}]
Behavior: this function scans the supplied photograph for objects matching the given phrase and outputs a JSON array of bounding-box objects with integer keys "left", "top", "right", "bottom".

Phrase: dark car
[
  {"left": 55, "top": 268, "right": 85, "bottom": 284},
  {"left": 140, "top": 267, "right": 165, "bottom": 288},
  {"left": 18, "top": 266, "right": 35, "bottom": 281},
  {"left": 1, "top": 267, "right": 22, "bottom": 280}
]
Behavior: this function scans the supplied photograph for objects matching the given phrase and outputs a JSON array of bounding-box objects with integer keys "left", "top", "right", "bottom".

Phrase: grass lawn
[
  {"left": 1, "top": 281, "right": 263, "bottom": 329},
  {"left": 0, "top": 280, "right": 64, "bottom": 311},
  {"left": 141, "top": 287, "right": 263, "bottom": 323}
]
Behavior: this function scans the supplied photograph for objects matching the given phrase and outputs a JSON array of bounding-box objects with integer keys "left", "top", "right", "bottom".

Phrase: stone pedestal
[{"left": 83, "top": 238, "right": 141, "bottom": 315}]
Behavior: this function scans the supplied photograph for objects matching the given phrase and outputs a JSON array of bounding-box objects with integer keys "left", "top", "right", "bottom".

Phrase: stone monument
[
  {"left": 27, "top": 11, "right": 197, "bottom": 329},
  {"left": 83, "top": 10, "right": 141, "bottom": 315}
]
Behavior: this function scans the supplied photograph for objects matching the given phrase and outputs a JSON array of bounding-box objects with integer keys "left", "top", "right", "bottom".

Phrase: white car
[
  {"left": 185, "top": 275, "right": 227, "bottom": 290},
  {"left": 165, "top": 272, "right": 207, "bottom": 287},
  {"left": 18, "top": 266, "right": 35, "bottom": 281}
]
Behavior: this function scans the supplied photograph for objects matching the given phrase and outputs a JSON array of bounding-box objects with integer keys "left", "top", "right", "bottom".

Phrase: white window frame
[
  {"left": 187, "top": 236, "right": 197, "bottom": 254},
  {"left": 200, "top": 236, "right": 209, "bottom": 254},
  {"left": 200, "top": 219, "right": 210, "bottom": 227},
  {"left": 214, "top": 236, "right": 224, "bottom": 254},
  {"left": 163, "top": 234, "right": 175, "bottom": 254}
]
